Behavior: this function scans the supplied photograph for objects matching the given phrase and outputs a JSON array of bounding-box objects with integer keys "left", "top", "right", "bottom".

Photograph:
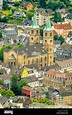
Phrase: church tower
[
  {"left": 30, "top": 14, "right": 40, "bottom": 45},
  {"left": 43, "top": 17, "right": 54, "bottom": 65}
]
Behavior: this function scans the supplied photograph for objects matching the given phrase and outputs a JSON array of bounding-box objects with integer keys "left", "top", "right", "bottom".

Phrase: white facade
[
  {"left": 0, "top": 0, "right": 3, "bottom": 9},
  {"left": 28, "top": 81, "right": 39, "bottom": 88}
]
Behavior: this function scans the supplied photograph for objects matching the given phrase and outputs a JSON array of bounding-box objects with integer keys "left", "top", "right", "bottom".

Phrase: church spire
[
  {"left": 44, "top": 17, "right": 53, "bottom": 31},
  {"left": 30, "top": 12, "right": 39, "bottom": 28}
]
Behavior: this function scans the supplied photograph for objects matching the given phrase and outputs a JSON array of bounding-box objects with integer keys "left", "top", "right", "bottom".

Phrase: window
[
  {"left": 31, "top": 30, "right": 34, "bottom": 34},
  {"left": 24, "top": 56, "right": 25, "bottom": 58},
  {"left": 24, "top": 62, "right": 25, "bottom": 65},
  {"left": 41, "top": 57, "right": 42, "bottom": 62},
  {"left": 45, "top": 63, "right": 46, "bottom": 66},
  {"left": 45, "top": 33, "right": 47, "bottom": 36},
  {"left": 45, "top": 56, "right": 47, "bottom": 61},
  {"left": 36, "top": 58, "right": 38, "bottom": 63},
  {"left": 28, "top": 60, "right": 30, "bottom": 64},
  {"left": 50, "top": 40, "right": 52, "bottom": 42},
  {"left": 31, "top": 37, "right": 33, "bottom": 40},
  {"left": 50, "top": 48, "right": 52, "bottom": 51},
  {"left": 45, "top": 40, "right": 47, "bottom": 42},
  {"left": 50, "top": 33, "right": 52, "bottom": 36},
  {"left": 36, "top": 30, "right": 38, "bottom": 34},
  {"left": 50, "top": 56, "right": 52, "bottom": 58},
  {"left": 32, "top": 59, "right": 34, "bottom": 64}
]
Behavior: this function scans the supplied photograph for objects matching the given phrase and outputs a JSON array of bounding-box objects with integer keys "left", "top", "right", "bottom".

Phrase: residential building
[
  {"left": 56, "top": 58, "right": 72, "bottom": 72},
  {"left": 35, "top": 9, "right": 48, "bottom": 26},
  {"left": 55, "top": 44, "right": 72, "bottom": 61},
  {"left": 53, "top": 23, "right": 72, "bottom": 38},
  {"left": 48, "top": 87, "right": 72, "bottom": 105},
  {"left": 13, "top": 11, "right": 26, "bottom": 18},
  {"left": 43, "top": 69, "right": 72, "bottom": 89},
  {"left": 2, "top": 26, "right": 18, "bottom": 41},
  {"left": 21, "top": 1, "right": 33, "bottom": 11},
  {"left": 65, "top": 31, "right": 72, "bottom": 44},
  {"left": 4, "top": 15, "right": 54, "bottom": 68},
  {"left": 0, "top": 0, "right": 3, "bottom": 9},
  {"left": 0, "top": 74, "right": 11, "bottom": 89},
  {"left": 65, "top": 13, "right": 72, "bottom": 25},
  {"left": 22, "top": 75, "right": 39, "bottom": 88},
  {"left": 22, "top": 86, "right": 36, "bottom": 98}
]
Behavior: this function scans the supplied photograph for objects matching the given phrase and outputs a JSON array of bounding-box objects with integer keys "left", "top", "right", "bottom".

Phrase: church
[{"left": 4, "top": 14, "right": 54, "bottom": 68}]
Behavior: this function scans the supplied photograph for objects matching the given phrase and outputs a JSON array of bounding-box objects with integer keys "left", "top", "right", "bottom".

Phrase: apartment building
[
  {"left": 43, "top": 69, "right": 72, "bottom": 89},
  {"left": 53, "top": 23, "right": 72, "bottom": 38}
]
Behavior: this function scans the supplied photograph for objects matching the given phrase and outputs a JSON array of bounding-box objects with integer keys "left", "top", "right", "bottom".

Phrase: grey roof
[
  {"left": 60, "top": 91, "right": 72, "bottom": 97},
  {"left": 67, "top": 31, "right": 72, "bottom": 37},
  {"left": 65, "top": 13, "right": 72, "bottom": 20},
  {"left": 61, "top": 43, "right": 72, "bottom": 52},
  {"left": 23, "top": 75, "right": 38, "bottom": 83},
  {"left": 25, "top": 64, "right": 40, "bottom": 71},
  {"left": 0, "top": 96, "right": 9, "bottom": 105},
  {"left": 23, "top": 20, "right": 32, "bottom": 26},
  {"left": 41, "top": 63, "right": 60, "bottom": 72},
  {"left": 4, "top": 43, "right": 47, "bottom": 57},
  {"left": 0, "top": 69, "right": 7, "bottom": 74},
  {"left": 21, "top": 1, "right": 30, "bottom": 7},
  {"left": 1, "top": 74, "right": 11, "bottom": 81}
]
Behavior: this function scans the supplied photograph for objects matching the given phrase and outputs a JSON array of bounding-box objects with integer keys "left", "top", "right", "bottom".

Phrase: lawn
[
  {"left": 0, "top": 10, "right": 12, "bottom": 16},
  {"left": 8, "top": 18, "right": 22, "bottom": 25}
]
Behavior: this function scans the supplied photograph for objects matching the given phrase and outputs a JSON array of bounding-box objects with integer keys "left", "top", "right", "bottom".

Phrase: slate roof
[
  {"left": 65, "top": 13, "right": 72, "bottom": 20},
  {"left": 21, "top": 1, "right": 30, "bottom": 7},
  {"left": 23, "top": 75, "right": 38, "bottom": 83},
  {"left": 0, "top": 96, "right": 9, "bottom": 105},
  {"left": 4, "top": 43, "right": 47, "bottom": 57},
  {"left": 67, "top": 31, "right": 72, "bottom": 37}
]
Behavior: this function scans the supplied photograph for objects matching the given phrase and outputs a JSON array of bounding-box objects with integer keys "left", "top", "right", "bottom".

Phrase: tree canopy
[{"left": 0, "top": 89, "right": 15, "bottom": 97}]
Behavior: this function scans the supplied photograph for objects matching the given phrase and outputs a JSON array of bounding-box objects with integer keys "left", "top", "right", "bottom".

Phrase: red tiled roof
[
  {"left": 45, "top": 70, "right": 72, "bottom": 78},
  {"left": 45, "top": 70, "right": 62, "bottom": 76},
  {"left": 54, "top": 24, "right": 72, "bottom": 29}
]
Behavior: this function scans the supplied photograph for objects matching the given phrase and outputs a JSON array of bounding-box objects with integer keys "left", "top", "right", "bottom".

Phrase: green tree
[
  {"left": 6, "top": 90, "right": 15, "bottom": 97},
  {"left": 0, "top": 32, "right": 2, "bottom": 38},
  {"left": 58, "top": 35, "right": 65, "bottom": 44},
  {"left": 13, "top": 2, "right": 20, "bottom": 7},
  {"left": 11, "top": 74, "right": 21, "bottom": 95},
  {"left": 67, "top": 7, "right": 72, "bottom": 13},
  {"left": 54, "top": 11, "right": 62, "bottom": 23},
  {"left": 0, "top": 80, "right": 4, "bottom": 85},
  {"left": 26, "top": 11, "right": 34, "bottom": 20},
  {"left": 0, "top": 45, "right": 12, "bottom": 61},
  {"left": 39, "top": 0, "right": 46, "bottom": 8},
  {"left": 39, "top": 98, "right": 54, "bottom": 105},
  {"left": 3, "top": 0, "right": 9, "bottom": 10},
  {"left": 0, "top": 89, "right": 15, "bottom": 97},
  {"left": 0, "top": 89, "right": 7, "bottom": 96},
  {"left": 54, "top": 34, "right": 58, "bottom": 41},
  {"left": 19, "top": 79, "right": 27, "bottom": 88}
]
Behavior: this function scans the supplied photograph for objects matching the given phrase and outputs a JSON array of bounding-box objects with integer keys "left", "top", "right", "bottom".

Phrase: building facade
[
  {"left": 43, "top": 70, "right": 72, "bottom": 90},
  {"left": 53, "top": 23, "right": 72, "bottom": 39},
  {"left": 4, "top": 15, "right": 54, "bottom": 68},
  {"left": 0, "top": 0, "right": 3, "bottom": 9}
]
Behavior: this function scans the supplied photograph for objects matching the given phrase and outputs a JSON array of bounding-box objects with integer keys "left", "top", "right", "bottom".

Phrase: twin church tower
[{"left": 30, "top": 14, "right": 54, "bottom": 66}]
